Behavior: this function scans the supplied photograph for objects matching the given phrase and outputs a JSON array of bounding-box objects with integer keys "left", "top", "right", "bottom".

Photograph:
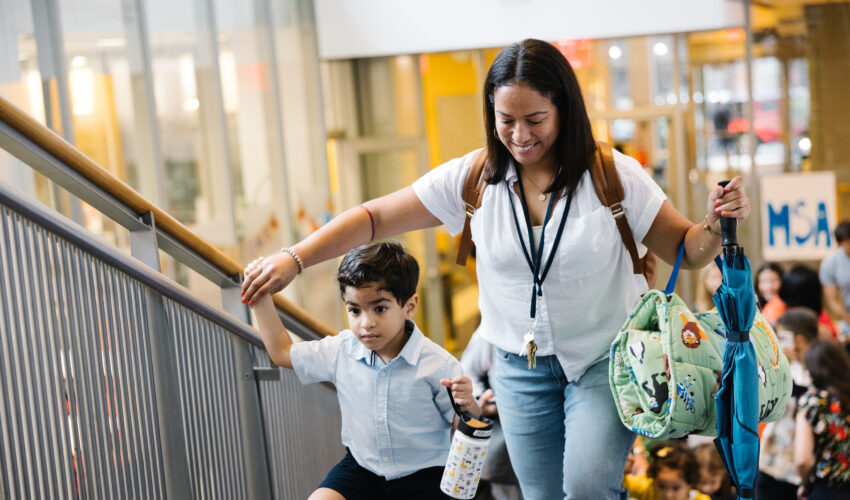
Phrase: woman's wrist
[
  {"left": 280, "top": 246, "right": 305, "bottom": 274},
  {"left": 702, "top": 215, "right": 722, "bottom": 238}
]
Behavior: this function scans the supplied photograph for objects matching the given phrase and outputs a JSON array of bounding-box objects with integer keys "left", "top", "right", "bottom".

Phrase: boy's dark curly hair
[
  {"left": 647, "top": 441, "right": 700, "bottom": 487},
  {"left": 336, "top": 241, "right": 419, "bottom": 304}
]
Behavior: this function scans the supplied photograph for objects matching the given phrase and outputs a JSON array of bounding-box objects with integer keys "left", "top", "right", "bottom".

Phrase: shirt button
[
  {"left": 378, "top": 417, "right": 385, "bottom": 423},
  {"left": 383, "top": 456, "right": 389, "bottom": 462},
  {"left": 380, "top": 372, "right": 387, "bottom": 377}
]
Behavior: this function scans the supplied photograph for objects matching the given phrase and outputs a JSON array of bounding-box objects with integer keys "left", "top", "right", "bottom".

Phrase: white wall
[{"left": 314, "top": 0, "right": 745, "bottom": 59}]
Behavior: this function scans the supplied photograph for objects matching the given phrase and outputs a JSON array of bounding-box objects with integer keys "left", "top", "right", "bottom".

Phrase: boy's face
[{"left": 343, "top": 283, "right": 417, "bottom": 357}]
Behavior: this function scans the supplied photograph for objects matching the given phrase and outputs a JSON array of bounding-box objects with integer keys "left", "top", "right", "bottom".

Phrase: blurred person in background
[
  {"left": 693, "top": 443, "right": 734, "bottom": 500},
  {"left": 696, "top": 263, "right": 724, "bottom": 312},
  {"left": 795, "top": 341, "right": 850, "bottom": 499},
  {"left": 779, "top": 265, "right": 837, "bottom": 339},
  {"left": 623, "top": 441, "right": 711, "bottom": 500},
  {"left": 755, "top": 262, "right": 786, "bottom": 325},
  {"left": 820, "top": 221, "right": 850, "bottom": 341},
  {"left": 756, "top": 308, "right": 817, "bottom": 499},
  {"left": 460, "top": 330, "right": 523, "bottom": 500}
]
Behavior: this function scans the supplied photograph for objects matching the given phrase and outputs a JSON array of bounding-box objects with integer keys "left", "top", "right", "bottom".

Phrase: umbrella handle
[{"left": 718, "top": 180, "right": 738, "bottom": 248}]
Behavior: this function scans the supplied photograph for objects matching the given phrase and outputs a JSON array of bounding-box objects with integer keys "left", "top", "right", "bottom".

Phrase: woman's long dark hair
[
  {"left": 755, "top": 262, "right": 784, "bottom": 307},
  {"left": 483, "top": 39, "right": 596, "bottom": 196},
  {"left": 804, "top": 340, "right": 850, "bottom": 411},
  {"left": 778, "top": 265, "right": 823, "bottom": 314}
]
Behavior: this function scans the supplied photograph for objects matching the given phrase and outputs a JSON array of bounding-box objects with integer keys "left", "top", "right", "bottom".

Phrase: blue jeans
[{"left": 490, "top": 350, "right": 635, "bottom": 500}]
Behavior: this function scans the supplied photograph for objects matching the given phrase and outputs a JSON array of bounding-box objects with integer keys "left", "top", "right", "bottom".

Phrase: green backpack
[{"left": 608, "top": 244, "right": 792, "bottom": 439}]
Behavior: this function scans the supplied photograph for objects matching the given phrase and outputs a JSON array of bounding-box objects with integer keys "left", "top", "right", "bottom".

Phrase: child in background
[
  {"left": 755, "top": 262, "right": 786, "bottom": 325},
  {"left": 756, "top": 307, "right": 818, "bottom": 499},
  {"left": 693, "top": 444, "right": 733, "bottom": 500},
  {"left": 623, "top": 441, "right": 711, "bottom": 500},
  {"left": 245, "top": 242, "right": 480, "bottom": 500},
  {"left": 795, "top": 340, "right": 850, "bottom": 498}
]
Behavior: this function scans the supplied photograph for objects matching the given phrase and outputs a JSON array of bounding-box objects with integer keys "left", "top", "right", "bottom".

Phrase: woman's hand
[
  {"left": 441, "top": 376, "right": 482, "bottom": 415},
  {"left": 706, "top": 175, "right": 751, "bottom": 231},
  {"left": 241, "top": 252, "right": 300, "bottom": 304}
]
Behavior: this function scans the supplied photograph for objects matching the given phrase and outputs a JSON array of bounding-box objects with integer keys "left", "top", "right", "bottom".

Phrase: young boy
[{"left": 245, "top": 242, "right": 480, "bottom": 500}]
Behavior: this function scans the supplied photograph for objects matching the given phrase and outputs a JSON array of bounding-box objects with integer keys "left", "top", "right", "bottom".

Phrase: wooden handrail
[{"left": 0, "top": 96, "right": 335, "bottom": 338}]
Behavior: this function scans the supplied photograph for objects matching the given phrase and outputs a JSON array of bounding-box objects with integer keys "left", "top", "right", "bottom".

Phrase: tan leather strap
[
  {"left": 456, "top": 149, "right": 489, "bottom": 265},
  {"left": 590, "top": 142, "right": 644, "bottom": 275}
]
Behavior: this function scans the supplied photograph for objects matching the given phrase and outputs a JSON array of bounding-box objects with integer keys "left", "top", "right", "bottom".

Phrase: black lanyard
[{"left": 507, "top": 175, "right": 572, "bottom": 319}]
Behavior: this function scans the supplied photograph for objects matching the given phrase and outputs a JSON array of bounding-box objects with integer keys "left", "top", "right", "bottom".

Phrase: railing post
[
  {"left": 221, "top": 282, "right": 274, "bottom": 500},
  {"left": 129, "top": 211, "right": 193, "bottom": 498}
]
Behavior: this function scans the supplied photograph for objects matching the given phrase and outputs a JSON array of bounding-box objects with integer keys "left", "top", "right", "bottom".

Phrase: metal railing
[{"left": 0, "top": 96, "right": 344, "bottom": 499}]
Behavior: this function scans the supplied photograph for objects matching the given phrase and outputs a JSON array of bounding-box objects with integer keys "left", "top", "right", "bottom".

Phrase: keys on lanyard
[
  {"left": 507, "top": 176, "right": 572, "bottom": 370},
  {"left": 519, "top": 306, "right": 539, "bottom": 369}
]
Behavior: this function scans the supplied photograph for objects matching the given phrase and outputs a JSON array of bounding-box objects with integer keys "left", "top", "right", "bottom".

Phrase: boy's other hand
[{"left": 440, "top": 376, "right": 481, "bottom": 415}]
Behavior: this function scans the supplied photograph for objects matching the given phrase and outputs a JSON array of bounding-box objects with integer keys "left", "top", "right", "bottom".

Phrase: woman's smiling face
[{"left": 493, "top": 83, "right": 560, "bottom": 169}]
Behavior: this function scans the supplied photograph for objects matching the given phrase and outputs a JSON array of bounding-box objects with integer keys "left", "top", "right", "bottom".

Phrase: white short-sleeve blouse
[{"left": 412, "top": 149, "right": 666, "bottom": 381}]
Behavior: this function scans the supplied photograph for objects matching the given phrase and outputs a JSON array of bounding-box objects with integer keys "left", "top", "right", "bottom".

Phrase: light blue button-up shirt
[{"left": 290, "top": 321, "right": 461, "bottom": 479}]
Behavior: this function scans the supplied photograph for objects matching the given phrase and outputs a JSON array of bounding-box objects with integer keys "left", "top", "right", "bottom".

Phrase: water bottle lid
[{"left": 457, "top": 413, "right": 494, "bottom": 438}]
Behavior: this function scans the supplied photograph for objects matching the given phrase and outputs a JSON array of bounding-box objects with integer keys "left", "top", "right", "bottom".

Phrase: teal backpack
[{"left": 608, "top": 244, "right": 792, "bottom": 439}]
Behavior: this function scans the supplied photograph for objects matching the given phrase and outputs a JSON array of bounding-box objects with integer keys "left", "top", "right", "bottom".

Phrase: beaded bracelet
[{"left": 280, "top": 247, "right": 304, "bottom": 274}]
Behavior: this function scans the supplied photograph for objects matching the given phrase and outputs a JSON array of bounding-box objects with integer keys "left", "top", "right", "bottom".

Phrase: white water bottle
[{"left": 440, "top": 387, "right": 494, "bottom": 499}]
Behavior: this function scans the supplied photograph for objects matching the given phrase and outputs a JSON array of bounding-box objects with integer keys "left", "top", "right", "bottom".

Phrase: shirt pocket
[{"left": 556, "top": 206, "right": 620, "bottom": 281}]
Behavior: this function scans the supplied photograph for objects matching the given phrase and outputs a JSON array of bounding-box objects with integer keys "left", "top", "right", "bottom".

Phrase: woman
[
  {"left": 795, "top": 340, "right": 850, "bottom": 498},
  {"left": 241, "top": 39, "right": 751, "bottom": 499},
  {"left": 756, "top": 262, "right": 786, "bottom": 324}
]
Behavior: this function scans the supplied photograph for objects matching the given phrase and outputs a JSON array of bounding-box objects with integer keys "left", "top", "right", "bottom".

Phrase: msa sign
[{"left": 760, "top": 172, "right": 836, "bottom": 261}]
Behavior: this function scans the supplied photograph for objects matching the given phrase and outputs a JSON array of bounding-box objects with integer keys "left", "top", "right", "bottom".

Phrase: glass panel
[
  {"left": 650, "top": 35, "right": 675, "bottom": 107},
  {"left": 59, "top": 0, "right": 143, "bottom": 251},
  {"left": 788, "top": 58, "right": 810, "bottom": 172},
  {"left": 0, "top": 0, "right": 43, "bottom": 199},
  {"left": 146, "top": 0, "right": 237, "bottom": 239},
  {"left": 608, "top": 39, "right": 632, "bottom": 110}
]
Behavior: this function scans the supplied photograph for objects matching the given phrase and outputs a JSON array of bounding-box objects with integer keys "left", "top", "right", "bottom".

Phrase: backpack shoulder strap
[
  {"left": 456, "top": 148, "right": 489, "bottom": 265},
  {"left": 589, "top": 141, "right": 644, "bottom": 275}
]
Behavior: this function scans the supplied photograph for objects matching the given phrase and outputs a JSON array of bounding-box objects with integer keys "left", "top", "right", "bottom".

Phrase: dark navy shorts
[{"left": 318, "top": 449, "right": 450, "bottom": 500}]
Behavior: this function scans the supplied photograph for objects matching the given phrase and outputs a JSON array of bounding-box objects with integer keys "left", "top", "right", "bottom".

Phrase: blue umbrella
[{"left": 712, "top": 191, "right": 759, "bottom": 500}]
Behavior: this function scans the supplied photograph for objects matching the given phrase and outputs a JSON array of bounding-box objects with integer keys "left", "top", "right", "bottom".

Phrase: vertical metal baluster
[
  {"left": 222, "top": 282, "right": 273, "bottom": 499},
  {"left": 91, "top": 260, "right": 119, "bottom": 498},
  {"left": 0, "top": 208, "right": 24, "bottom": 498},
  {"left": 54, "top": 239, "right": 87, "bottom": 499},
  {"left": 205, "top": 320, "right": 226, "bottom": 497},
  {"left": 191, "top": 313, "right": 213, "bottom": 499},
  {"left": 18, "top": 222, "right": 50, "bottom": 499},
  {"left": 8, "top": 214, "right": 37, "bottom": 498},
  {"left": 30, "top": 226, "right": 67, "bottom": 498},
  {"left": 102, "top": 266, "right": 130, "bottom": 498},
  {"left": 115, "top": 273, "right": 144, "bottom": 498},
  {"left": 128, "top": 212, "right": 192, "bottom": 499},
  {"left": 44, "top": 231, "right": 77, "bottom": 497},
  {"left": 72, "top": 247, "right": 108, "bottom": 498},
  {"left": 170, "top": 304, "right": 199, "bottom": 497},
  {"left": 79, "top": 255, "right": 114, "bottom": 498},
  {"left": 129, "top": 278, "right": 163, "bottom": 497}
]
